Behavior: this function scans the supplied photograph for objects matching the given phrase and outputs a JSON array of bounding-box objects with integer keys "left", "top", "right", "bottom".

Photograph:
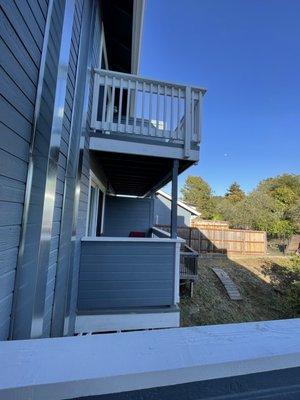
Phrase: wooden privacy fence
[
  {"left": 191, "top": 220, "right": 229, "bottom": 230},
  {"left": 156, "top": 225, "right": 267, "bottom": 256}
]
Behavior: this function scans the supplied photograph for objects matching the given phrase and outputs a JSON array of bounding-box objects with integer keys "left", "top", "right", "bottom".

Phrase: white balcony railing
[
  {"left": 1, "top": 319, "right": 299, "bottom": 399},
  {"left": 91, "top": 69, "right": 206, "bottom": 158}
]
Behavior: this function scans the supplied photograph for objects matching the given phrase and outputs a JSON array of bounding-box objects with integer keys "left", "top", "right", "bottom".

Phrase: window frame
[{"left": 86, "top": 171, "right": 106, "bottom": 236}]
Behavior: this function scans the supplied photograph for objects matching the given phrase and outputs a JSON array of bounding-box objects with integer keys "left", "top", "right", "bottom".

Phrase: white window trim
[{"left": 86, "top": 171, "right": 106, "bottom": 236}]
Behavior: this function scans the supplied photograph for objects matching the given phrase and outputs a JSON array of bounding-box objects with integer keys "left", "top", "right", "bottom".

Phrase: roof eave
[{"left": 131, "top": 0, "right": 146, "bottom": 74}]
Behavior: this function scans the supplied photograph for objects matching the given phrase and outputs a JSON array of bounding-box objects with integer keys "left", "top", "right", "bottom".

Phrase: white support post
[
  {"left": 90, "top": 72, "right": 100, "bottom": 129},
  {"left": 171, "top": 159, "right": 179, "bottom": 239},
  {"left": 184, "top": 86, "right": 192, "bottom": 158},
  {"left": 198, "top": 92, "right": 203, "bottom": 143},
  {"left": 174, "top": 241, "right": 181, "bottom": 304}
]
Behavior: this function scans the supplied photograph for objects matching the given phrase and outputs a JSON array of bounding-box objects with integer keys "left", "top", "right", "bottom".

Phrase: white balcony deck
[{"left": 90, "top": 69, "right": 206, "bottom": 161}]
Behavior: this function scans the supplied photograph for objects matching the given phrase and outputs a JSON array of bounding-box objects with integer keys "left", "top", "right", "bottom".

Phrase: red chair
[{"left": 129, "top": 231, "right": 146, "bottom": 237}]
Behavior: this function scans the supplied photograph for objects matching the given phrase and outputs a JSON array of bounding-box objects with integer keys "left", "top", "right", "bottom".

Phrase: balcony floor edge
[
  {"left": 90, "top": 136, "right": 199, "bottom": 162},
  {"left": 75, "top": 307, "right": 180, "bottom": 333}
]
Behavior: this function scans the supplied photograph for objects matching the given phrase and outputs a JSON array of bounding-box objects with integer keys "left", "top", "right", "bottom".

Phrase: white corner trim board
[{"left": 0, "top": 319, "right": 299, "bottom": 400}]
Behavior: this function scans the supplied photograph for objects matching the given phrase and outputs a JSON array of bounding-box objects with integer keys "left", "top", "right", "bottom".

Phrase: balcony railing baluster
[
  {"left": 177, "top": 87, "right": 180, "bottom": 141},
  {"left": 117, "top": 77, "right": 123, "bottom": 132},
  {"left": 156, "top": 84, "right": 160, "bottom": 137},
  {"left": 170, "top": 86, "right": 174, "bottom": 137},
  {"left": 163, "top": 85, "right": 167, "bottom": 138},
  {"left": 125, "top": 79, "right": 131, "bottom": 133},
  {"left": 102, "top": 74, "right": 108, "bottom": 127},
  {"left": 141, "top": 81, "right": 145, "bottom": 135},
  {"left": 149, "top": 83, "right": 153, "bottom": 136}
]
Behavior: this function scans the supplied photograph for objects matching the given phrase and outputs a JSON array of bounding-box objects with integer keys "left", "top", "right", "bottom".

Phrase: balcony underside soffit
[{"left": 90, "top": 150, "right": 191, "bottom": 196}]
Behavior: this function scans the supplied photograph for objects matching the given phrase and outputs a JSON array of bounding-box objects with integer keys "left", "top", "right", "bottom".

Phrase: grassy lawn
[{"left": 180, "top": 255, "right": 300, "bottom": 327}]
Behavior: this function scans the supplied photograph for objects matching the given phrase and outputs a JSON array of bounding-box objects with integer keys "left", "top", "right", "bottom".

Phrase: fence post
[
  {"left": 265, "top": 232, "right": 268, "bottom": 255},
  {"left": 221, "top": 228, "right": 225, "bottom": 254}
]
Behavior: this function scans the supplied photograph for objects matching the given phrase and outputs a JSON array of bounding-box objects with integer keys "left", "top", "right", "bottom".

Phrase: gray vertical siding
[
  {"left": 78, "top": 240, "right": 176, "bottom": 310},
  {"left": 104, "top": 196, "right": 154, "bottom": 237},
  {"left": 0, "top": 0, "right": 48, "bottom": 340},
  {"left": 43, "top": 0, "right": 84, "bottom": 338}
]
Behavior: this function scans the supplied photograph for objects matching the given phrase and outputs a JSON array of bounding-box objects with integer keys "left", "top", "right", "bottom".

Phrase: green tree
[
  {"left": 258, "top": 174, "right": 300, "bottom": 198},
  {"left": 217, "top": 190, "right": 294, "bottom": 238},
  {"left": 181, "top": 176, "right": 215, "bottom": 219},
  {"left": 286, "top": 200, "right": 300, "bottom": 233},
  {"left": 225, "top": 182, "right": 245, "bottom": 203},
  {"left": 256, "top": 174, "right": 300, "bottom": 235},
  {"left": 187, "top": 173, "right": 300, "bottom": 238}
]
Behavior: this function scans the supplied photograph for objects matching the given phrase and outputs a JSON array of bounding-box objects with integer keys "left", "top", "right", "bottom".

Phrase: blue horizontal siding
[
  {"left": 77, "top": 240, "right": 175, "bottom": 310},
  {"left": 104, "top": 196, "right": 154, "bottom": 237}
]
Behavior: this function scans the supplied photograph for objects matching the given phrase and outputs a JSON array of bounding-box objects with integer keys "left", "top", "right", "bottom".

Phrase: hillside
[{"left": 180, "top": 255, "right": 300, "bottom": 326}]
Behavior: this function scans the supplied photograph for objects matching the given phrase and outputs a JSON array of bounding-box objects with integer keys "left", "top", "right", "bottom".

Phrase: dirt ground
[{"left": 180, "top": 255, "right": 300, "bottom": 327}]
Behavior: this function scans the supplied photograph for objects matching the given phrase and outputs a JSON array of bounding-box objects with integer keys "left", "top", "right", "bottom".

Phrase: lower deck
[
  {"left": 75, "top": 306, "right": 180, "bottom": 334},
  {"left": 76, "top": 226, "right": 183, "bottom": 333}
]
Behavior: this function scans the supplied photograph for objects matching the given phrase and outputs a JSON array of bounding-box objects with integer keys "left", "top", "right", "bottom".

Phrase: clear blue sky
[{"left": 140, "top": 0, "right": 300, "bottom": 196}]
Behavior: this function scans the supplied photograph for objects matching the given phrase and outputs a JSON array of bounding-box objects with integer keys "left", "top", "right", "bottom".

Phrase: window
[{"left": 87, "top": 172, "right": 106, "bottom": 236}]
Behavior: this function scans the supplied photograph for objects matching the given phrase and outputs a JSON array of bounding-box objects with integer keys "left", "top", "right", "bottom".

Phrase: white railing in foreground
[
  {"left": 91, "top": 69, "right": 206, "bottom": 158},
  {"left": 0, "top": 319, "right": 299, "bottom": 399}
]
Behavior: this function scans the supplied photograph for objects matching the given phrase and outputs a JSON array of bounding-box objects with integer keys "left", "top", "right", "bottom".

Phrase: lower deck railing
[
  {"left": 154, "top": 225, "right": 199, "bottom": 281},
  {"left": 180, "top": 244, "right": 198, "bottom": 280},
  {"left": 78, "top": 236, "right": 182, "bottom": 311}
]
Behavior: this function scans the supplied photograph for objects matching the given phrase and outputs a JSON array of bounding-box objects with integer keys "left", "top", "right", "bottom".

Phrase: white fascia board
[
  {"left": 0, "top": 319, "right": 299, "bottom": 400},
  {"left": 131, "top": 0, "right": 146, "bottom": 74}
]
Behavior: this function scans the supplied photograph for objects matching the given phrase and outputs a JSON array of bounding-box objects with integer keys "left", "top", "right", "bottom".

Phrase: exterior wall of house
[
  {"left": 10, "top": 0, "right": 71, "bottom": 340},
  {"left": 0, "top": 0, "right": 50, "bottom": 341},
  {"left": 154, "top": 193, "right": 192, "bottom": 227},
  {"left": 104, "top": 196, "right": 154, "bottom": 237},
  {"left": 78, "top": 239, "right": 176, "bottom": 310},
  {"left": 0, "top": 0, "right": 103, "bottom": 340},
  {"left": 1, "top": 1, "right": 64, "bottom": 336}
]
